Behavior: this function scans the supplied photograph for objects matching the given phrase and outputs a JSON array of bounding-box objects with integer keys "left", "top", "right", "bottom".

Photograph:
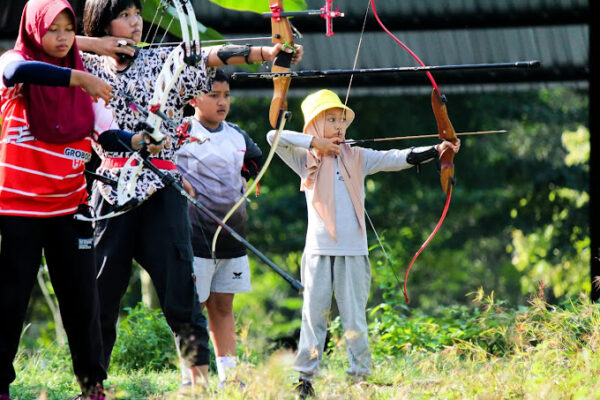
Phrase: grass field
[{"left": 8, "top": 294, "right": 600, "bottom": 399}]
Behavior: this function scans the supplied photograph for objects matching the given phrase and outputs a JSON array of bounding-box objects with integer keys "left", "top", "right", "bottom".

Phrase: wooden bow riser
[
  {"left": 268, "top": 0, "right": 294, "bottom": 128},
  {"left": 270, "top": 73, "right": 291, "bottom": 128},
  {"left": 431, "top": 90, "right": 458, "bottom": 195}
]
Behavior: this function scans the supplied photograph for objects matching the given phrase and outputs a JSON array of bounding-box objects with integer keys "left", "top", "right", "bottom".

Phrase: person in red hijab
[{"left": 0, "top": 0, "right": 113, "bottom": 399}]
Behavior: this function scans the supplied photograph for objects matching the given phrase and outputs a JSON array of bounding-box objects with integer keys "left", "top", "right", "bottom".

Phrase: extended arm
[
  {"left": 76, "top": 35, "right": 137, "bottom": 59},
  {"left": 97, "top": 129, "right": 164, "bottom": 154},
  {"left": 266, "top": 129, "right": 311, "bottom": 178},
  {"left": 205, "top": 43, "right": 303, "bottom": 67},
  {"left": 2, "top": 60, "right": 112, "bottom": 103},
  {"left": 3, "top": 60, "right": 71, "bottom": 87}
]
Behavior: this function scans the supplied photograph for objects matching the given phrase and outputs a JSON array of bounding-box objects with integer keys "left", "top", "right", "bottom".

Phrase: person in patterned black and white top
[{"left": 78, "top": 0, "right": 303, "bottom": 390}]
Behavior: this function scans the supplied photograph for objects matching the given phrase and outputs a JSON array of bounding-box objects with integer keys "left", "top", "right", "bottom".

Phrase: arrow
[
  {"left": 342, "top": 130, "right": 507, "bottom": 145},
  {"left": 127, "top": 35, "right": 282, "bottom": 48}
]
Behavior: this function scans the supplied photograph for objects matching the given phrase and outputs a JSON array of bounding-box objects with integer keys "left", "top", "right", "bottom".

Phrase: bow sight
[{"left": 263, "top": 0, "right": 344, "bottom": 36}]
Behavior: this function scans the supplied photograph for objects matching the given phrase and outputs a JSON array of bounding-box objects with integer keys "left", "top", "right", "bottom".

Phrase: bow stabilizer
[
  {"left": 231, "top": 60, "right": 541, "bottom": 80},
  {"left": 113, "top": 135, "right": 303, "bottom": 292}
]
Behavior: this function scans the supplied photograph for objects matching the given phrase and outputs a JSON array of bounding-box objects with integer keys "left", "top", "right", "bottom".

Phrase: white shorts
[{"left": 192, "top": 256, "right": 252, "bottom": 302}]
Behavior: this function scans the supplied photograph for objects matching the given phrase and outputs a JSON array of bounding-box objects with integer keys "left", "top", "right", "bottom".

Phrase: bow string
[
  {"left": 144, "top": 0, "right": 201, "bottom": 143},
  {"left": 118, "top": 0, "right": 200, "bottom": 206},
  {"left": 366, "top": 0, "right": 458, "bottom": 304}
]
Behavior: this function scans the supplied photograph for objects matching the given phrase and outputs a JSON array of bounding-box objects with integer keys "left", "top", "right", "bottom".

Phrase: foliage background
[
  {"left": 7, "top": 87, "right": 587, "bottom": 348},
  {"left": 228, "top": 87, "right": 590, "bottom": 340},
  {"left": 0, "top": 0, "right": 587, "bottom": 358},
  {"left": 0, "top": 1, "right": 591, "bottom": 398}
]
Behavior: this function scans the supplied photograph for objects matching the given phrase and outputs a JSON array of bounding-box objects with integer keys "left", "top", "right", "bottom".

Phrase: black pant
[
  {"left": 0, "top": 215, "right": 106, "bottom": 394},
  {"left": 93, "top": 186, "right": 209, "bottom": 368}
]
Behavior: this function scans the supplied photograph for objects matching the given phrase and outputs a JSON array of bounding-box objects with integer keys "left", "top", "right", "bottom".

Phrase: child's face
[
  {"left": 41, "top": 10, "right": 75, "bottom": 58},
  {"left": 107, "top": 5, "right": 143, "bottom": 43},
  {"left": 191, "top": 80, "right": 231, "bottom": 127},
  {"left": 322, "top": 108, "right": 349, "bottom": 139}
]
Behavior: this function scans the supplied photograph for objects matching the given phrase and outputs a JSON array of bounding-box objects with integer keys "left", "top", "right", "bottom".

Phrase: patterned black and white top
[{"left": 81, "top": 47, "right": 215, "bottom": 204}]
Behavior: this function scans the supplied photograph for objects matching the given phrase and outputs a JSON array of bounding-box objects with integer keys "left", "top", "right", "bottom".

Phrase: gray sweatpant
[{"left": 294, "top": 254, "right": 372, "bottom": 379}]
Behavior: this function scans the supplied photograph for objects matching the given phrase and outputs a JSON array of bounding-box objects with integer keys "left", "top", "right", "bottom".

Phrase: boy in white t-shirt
[{"left": 175, "top": 70, "right": 262, "bottom": 389}]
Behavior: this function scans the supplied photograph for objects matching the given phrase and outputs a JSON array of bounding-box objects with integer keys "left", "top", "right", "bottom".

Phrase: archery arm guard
[
  {"left": 406, "top": 145, "right": 438, "bottom": 166},
  {"left": 217, "top": 45, "right": 252, "bottom": 65}
]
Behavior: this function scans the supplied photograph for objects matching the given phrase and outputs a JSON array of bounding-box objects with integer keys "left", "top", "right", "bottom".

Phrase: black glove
[{"left": 241, "top": 156, "right": 262, "bottom": 180}]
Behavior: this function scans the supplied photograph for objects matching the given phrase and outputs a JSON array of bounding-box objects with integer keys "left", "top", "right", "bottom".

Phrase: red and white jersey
[{"left": 0, "top": 52, "right": 110, "bottom": 217}]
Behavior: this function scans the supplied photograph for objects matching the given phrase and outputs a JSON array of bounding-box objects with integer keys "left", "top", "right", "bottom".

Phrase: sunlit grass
[{"left": 9, "top": 293, "right": 600, "bottom": 399}]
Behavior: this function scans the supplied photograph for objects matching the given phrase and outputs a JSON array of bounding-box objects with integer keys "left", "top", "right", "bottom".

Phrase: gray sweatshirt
[{"left": 267, "top": 130, "right": 425, "bottom": 256}]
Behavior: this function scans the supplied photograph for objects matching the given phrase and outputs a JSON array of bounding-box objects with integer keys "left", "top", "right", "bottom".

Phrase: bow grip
[
  {"left": 273, "top": 49, "right": 293, "bottom": 70},
  {"left": 269, "top": 42, "right": 294, "bottom": 127}
]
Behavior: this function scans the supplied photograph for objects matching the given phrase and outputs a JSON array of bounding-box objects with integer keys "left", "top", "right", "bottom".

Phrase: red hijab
[{"left": 11, "top": 0, "right": 94, "bottom": 143}]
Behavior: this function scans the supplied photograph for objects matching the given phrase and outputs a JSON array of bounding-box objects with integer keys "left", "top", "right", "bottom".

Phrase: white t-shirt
[{"left": 176, "top": 119, "right": 261, "bottom": 258}]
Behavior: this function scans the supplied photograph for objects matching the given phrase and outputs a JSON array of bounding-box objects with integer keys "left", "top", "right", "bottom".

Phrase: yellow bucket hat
[{"left": 301, "top": 89, "right": 355, "bottom": 133}]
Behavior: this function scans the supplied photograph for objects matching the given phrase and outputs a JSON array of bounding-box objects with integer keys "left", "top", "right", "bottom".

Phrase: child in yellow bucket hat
[
  {"left": 267, "top": 89, "right": 460, "bottom": 398},
  {"left": 300, "top": 88, "right": 355, "bottom": 133}
]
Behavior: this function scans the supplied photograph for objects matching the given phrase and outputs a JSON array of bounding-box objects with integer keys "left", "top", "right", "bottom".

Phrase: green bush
[
  {"left": 110, "top": 303, "right": 178, "bottom": 372},
  {"left": 365, "top": 290, "right": 515, "bottom": 357},
  {"left": 358, "top": 289, "right": 600, "bottom": 360}
]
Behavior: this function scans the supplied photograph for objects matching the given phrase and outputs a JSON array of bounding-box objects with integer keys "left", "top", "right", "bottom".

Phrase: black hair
[
  {"left": 183, "top": 70, "right": 229, "bottom": 116},
  {"left": 213, "top": 69, "right": 229, "bottom": 84},
  {"left": 83, "top": 0, "right": 142, "bottom": 37}
]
